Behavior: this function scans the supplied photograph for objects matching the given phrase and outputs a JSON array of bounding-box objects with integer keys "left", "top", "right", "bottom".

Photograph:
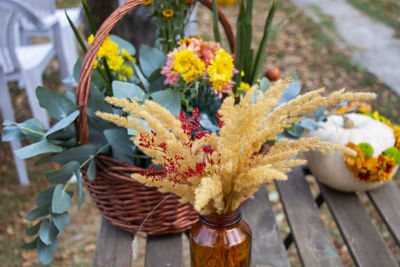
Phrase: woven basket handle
[{"left": 76, "top": 0, "right": 235, "bottom": 144}]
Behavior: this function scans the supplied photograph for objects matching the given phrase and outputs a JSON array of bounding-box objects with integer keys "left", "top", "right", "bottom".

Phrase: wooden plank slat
[
  {"left": 145, "top": 234, "right": 182, "bottom": 267},
  {"left": 367, "top": 180, "right": 400, "bottom": 246},
  {"left": 93, "top": 217, "right": 133, "bottom": 267},
  {"left": 319, "top": 182, "right": 398, "bottom": 267},
  {"left": 276, "top": 166, "right": 343, "bottom": 267},
  {"left": 241, "top": 185, "right": 290, "bottom": 267}
]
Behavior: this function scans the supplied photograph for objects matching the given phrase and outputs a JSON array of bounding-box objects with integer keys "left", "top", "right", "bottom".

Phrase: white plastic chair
[
  {"left": 15, "top": 0, "right": 81, "bottom": 80},
  {"left": 0, "top": 0, "right": 74, "bottom": 185}
]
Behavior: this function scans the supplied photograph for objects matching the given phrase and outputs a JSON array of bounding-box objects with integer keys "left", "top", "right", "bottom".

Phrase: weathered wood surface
[
  {"left": 241, "top": 185, "right": 290, "bottom": 267},
  {"left": 276, "top": 166, "right": 343, "bottom": 267},
  {"left": 93, "top": 217, "right": 133, "bottom": 267},
  {"left": 367, "top": 180, "right": 400, "bottom": 246},
  {"left": 144, "top": 234, "right": 183, "bottom": 267},
  {"left": 319, "top": 182, "right": 398, "bottom": 267}
]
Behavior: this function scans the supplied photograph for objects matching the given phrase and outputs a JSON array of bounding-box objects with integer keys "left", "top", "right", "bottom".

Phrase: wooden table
[{"left": 92, "top": 166, "right": 400, "bottom": 266}]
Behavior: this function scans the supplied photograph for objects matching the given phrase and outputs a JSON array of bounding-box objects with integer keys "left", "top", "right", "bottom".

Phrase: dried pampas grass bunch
[{"left": 96, "top": 78, "right": 375, "bottom": 214}]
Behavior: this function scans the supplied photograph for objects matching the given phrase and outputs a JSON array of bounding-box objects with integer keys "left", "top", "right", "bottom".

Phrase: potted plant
[{"left": 96, "top": 78, "right": 375, "bottom": 266}]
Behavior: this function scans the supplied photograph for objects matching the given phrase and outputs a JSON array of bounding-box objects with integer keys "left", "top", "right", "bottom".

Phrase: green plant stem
[
  {"left": 102, "top": 58, "right": 114, "bottom": 84},
  {"left": 20, "top": 127, "right": 45, "bottom": 136}
]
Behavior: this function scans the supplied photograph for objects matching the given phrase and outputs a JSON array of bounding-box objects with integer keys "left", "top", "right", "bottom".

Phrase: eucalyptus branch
[{"left": 20, "top": 127, "right": 45, "bottom": 136}]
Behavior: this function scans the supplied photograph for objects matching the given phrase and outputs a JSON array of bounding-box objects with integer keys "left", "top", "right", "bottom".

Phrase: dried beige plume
[{"left": 96, "top": 78, "right": 376, "bottom": 214}]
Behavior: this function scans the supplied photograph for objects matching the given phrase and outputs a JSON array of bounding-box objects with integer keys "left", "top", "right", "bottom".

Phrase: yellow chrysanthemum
[
  {"left": 122, "top": 48, "right": 136, "bottom": 63},
  {"left": 162, "top": 8, "right": 174, "bottom": 19},
  {"left": 142, "top": 0, "right": 153, "bottom": 6},
  {"left": 238, "top": 82, "right": 251, "bottom": 92},
  {"left": 88, "top": 34, "right": 94, "bottom": 45},
  {"left": 207, "top": 48, "right": 235, "bottom": 92},
  {"left": 93, "top": 59, "right": 98, "bottom": 69},
  {"left": 172, "top": 49, "right": 205, "bottom": 83},
  {"left": 118, "top": 64, "right": 134, "bottom": 81},
  {"left": 393, "top": 126, "right": 400, "bottom": 150}
]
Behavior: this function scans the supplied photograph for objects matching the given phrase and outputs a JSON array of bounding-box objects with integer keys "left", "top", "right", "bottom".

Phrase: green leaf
[
  {"left": 52, "top": 145, "right": 97, "bottom": 165},
  {"left": 259, "top": 77, "right": 270, "bottom": 92},
  {"left": 1, "top": 125, "right": 25, "bottom": 141},
  {"left": 20, "top": 118, "right": 47, "bottom": 142},
  {"left": 52, "top": 184, "right": 72, "bottom": 214},
  {"left": 38, "top": 238, "right": 58, "bottom": 265},
  {"left": 147, "top": 68, "right": 163, "bottom": 83},
  {"left": 37, "top": 186, "right": 56, "bottom": 206},
  {"left": 313, "top": 107, "right": 327, "bottom": 121},
  {"left": 112, "top": 81, "right": 145, "bottom": 100},
  {"left": 150, "top": 89, "right": 181, "bottom": 115},
  {"left": 270, "top": 10, "right": 296, "bottom": 38},
  {"left": 36, "top": 87, "right": 78, "bottom": 120},
  {"left": 110, "top": 35, "right": 135, "bottom": 55},
  {"left": 25, "top": 203, "right": 51, "bottom": 221},
  {"left": 52, "top": 212, "right": 70, "bottom": 234},
  {"left": 39, "top": 219, "right": 58, "bottom": 245},
  {"left": 26, "top": 220, "right": 43, "bottom": 236},
  {"left": 250, "top": 2, "right": 276, "bottom": 84},
  {"left": 87, "top": 159, "right": 96, "bottom": 181},
  {"left": 299, "top": 118, "right": 320, "bottom": 131},
  {"left": 45, "top": 110, "right": 79, "bottom": 137},
  {"left": 15, "top": 139, "right": 63, "bottom": 159},
  {"left": 46, "top": 124, "right": 77, "bottom": 146},
  {"left": 4, "top": 118, "right": 47, "bottom": 143},
  {"left": 21, "top": 237, "right": 39, "bottom": 250},
  {"left": 82, "top": 0, "right": 97, "bottom": 34},
  {"left": 34, "top": 155, "right": 52, "bottom": 166},
  {"left": 45, "top": 161, "right": 80, "bottom": 184},
  {"left": 104, "top": 128, "right": 134, "bottom": 163},
  {"left": 277, "top": 81, "right": 301, "bottom": 106},
  {"left": 87, "top": 86, "right": 113, "bottom": 117},
  {"left": 66, "top": 10, "right": 87, "bottom": 53},
  {"left": 75, "top": 170, "right": 85, "bottom": 209},
  {"left": 103, "top": 129, "right": 134, "bottom": 156},
  {"left": 212, "top": 0, "right": 221, "bottom": 43},
  {"left": 291, "top": 72, "right": 298, "bottom": 81},
  {"left": 133, "top": 63, "right": 150, "bottom": 92},
  {"left": 73, "top": 58, "right": 83, "bottom": 84},
  {"left": 139, "top": 45, "right": 166, "bottom": 78}
]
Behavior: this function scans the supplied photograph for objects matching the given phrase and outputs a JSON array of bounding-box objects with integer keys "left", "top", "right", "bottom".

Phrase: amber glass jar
[{"left": 189, "top": 210, "right": 252, "bottom": 267}]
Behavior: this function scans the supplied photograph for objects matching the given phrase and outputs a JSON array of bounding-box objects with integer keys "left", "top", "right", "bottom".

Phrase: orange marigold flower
[
  {"left": 142, "top": 0, "right": 153, "bottom": 6},
  {"left": 162, "top": 8, "right": 174, "bottom": 19},
  {"left": 393, "top": 126, "right": 400, "bottom": 150},
  {"left": 333, "top": 101, "right": 372, "bottom": 114},
  {"left": 345, "top": 141, "right": 397, "bottom": 183}
]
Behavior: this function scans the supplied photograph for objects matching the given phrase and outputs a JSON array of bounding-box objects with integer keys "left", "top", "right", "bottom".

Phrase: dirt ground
[{"left": 1, "top": 0, "right": 399, "bottom": 266}]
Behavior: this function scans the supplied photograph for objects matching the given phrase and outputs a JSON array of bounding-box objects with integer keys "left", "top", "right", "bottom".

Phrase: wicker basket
[{"left": 75, "top": 0, "right": 235, "bottom": 235}]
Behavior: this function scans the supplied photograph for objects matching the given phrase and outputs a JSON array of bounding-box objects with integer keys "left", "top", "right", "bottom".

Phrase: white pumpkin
[{"left": 305, "top": 113, "right": 397, "bottom": 192}]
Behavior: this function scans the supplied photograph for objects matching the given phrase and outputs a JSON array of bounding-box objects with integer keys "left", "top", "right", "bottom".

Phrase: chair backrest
[
  {"left": 14, "top": 0, "right": 56, "bottom": 17},
  {"left": 0, "top": 0, "right": 43, "bottom": 74}
]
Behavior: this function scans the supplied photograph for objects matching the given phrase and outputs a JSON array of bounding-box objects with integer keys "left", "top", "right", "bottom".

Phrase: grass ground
[
  {"left": 346, "top": 0, "right": 400, "bottom": 35},
  {"left": 1, "top": 0, "right": 399, "bottom": 266}
]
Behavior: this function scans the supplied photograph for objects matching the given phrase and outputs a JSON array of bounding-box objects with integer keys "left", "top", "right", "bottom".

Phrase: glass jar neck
[{"left": 199, "top": 210, "right": 241, "bottom": 226}]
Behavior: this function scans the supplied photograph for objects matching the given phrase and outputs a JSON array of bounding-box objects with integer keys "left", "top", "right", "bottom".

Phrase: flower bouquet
[{"left": 96, "top": 79, "right": 375, "bottom": 266}]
